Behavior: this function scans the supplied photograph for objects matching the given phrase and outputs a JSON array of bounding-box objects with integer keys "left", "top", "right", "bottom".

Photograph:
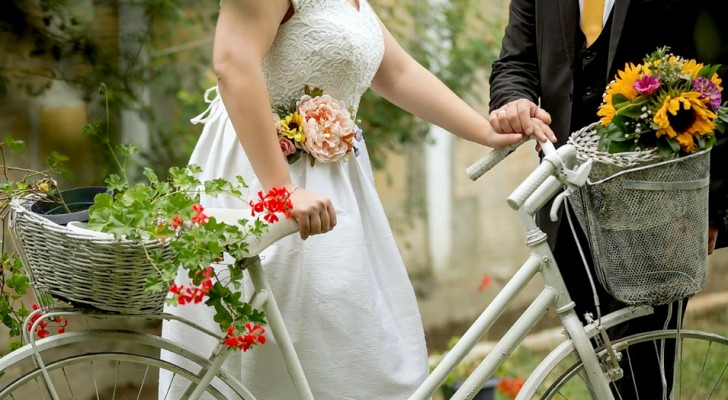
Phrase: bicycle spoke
[
  {"left": 137, "top": 365, "right": 151, "bottom": 400},
  {"left": 61, "top": 366, "right": 77, "bottom": 400}
]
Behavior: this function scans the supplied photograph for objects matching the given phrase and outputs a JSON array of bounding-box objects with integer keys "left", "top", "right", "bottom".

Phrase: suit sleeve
[{"left": 489, "top": 0, "right": 540, "bottom": 112}]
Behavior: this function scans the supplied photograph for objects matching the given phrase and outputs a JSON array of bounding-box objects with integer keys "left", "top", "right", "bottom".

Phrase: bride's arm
[
  {"left": 369, "top": 17, "right": 556, "bottom": 148},
  {"left": 213, "top": 0, "right": 336, "bottom": 239}
]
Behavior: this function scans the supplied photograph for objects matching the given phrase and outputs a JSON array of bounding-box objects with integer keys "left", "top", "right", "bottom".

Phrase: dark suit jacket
[{"left": 489, "top": 0, "right": 728, "bottom": 248}]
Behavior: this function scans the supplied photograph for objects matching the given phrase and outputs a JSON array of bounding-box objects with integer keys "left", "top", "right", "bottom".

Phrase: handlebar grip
[
  {"left": 204, "top": 208, "right": 299, "bottom": 256},
  {"left": 506, "top": 160, "right": 555, "bottom": 210},
  {"left": 466, "top": 142, "right": 523, "bottom": 181}
]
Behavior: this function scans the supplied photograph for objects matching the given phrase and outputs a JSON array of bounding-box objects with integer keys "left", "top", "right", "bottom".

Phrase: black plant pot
[
  {"left": 441, "top": 378, "right": 499, "bottom": 400},
  {"left": 30, "top": 186, "right": 109, "bottom": 226}
]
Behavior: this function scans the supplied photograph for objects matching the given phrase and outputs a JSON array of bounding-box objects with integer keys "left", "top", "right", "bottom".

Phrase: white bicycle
[{"left": 1, "top": 139, "right": 726, "bottom": 399}]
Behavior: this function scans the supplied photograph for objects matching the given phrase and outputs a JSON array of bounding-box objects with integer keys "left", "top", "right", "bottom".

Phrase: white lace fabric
[{"left": 264, "top": 0, "right": 384, "bottom": 114}]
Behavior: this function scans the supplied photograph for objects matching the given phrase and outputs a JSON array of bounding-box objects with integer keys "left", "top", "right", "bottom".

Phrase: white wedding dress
[{"left": 160, "top": 0, "right": 429, "bottom": 399}]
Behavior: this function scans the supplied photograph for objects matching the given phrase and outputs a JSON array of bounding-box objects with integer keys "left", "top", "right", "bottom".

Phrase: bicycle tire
[
  {"left": 521, "top": 329, "right": 728, "bottom": 399},
  {"left": 0, "top": 330, "right": 254, "bottom": 400}
]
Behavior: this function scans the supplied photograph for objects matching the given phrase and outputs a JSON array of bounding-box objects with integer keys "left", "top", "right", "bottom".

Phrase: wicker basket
[
  {"left": 567, "top": 123, "right": 709, "bottom": 306},
  {"left": 8, "top": 198, "right": 174, "bottom": 313}
]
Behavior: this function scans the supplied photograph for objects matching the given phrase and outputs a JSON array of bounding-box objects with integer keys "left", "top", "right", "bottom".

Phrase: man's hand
[{"left": 489, "top": 99, "right": 557, "bottom": 144}]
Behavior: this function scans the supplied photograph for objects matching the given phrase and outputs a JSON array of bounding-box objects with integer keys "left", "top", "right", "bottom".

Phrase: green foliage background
[{"left": 0, "top": 0, "right": 506, "bottom": 175}]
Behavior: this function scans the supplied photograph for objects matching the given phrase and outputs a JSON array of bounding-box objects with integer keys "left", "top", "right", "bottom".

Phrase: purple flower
[
  {"left": 632, "top": 75, "right": 661, "bottom": 95},
  {"left": 693, "top": 76, "right": 722, "bottom": 110}
]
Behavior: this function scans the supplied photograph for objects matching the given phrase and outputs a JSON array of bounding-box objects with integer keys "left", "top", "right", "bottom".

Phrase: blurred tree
[{"left": 0, "top": 0, "right": 504, "bottom": 173}]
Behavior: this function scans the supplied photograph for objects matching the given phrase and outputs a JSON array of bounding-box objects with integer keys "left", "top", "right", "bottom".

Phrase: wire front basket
[
  {"left": 8, "top": 198, "right": 173, "bottom": 313},
  {"left": 568, "top": 124, "right": 709, "bottom": 306}
]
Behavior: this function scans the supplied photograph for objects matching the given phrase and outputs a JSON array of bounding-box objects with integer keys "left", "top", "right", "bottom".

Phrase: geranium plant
[
  {"left": 274, "top": 85, "right": 363, "bottom": 165},
  {"left": 84, "top": 126, "right": 293, "bottom": 351},
  {"left": 597, "top": 46, "right": 728, "bottom": 157}
]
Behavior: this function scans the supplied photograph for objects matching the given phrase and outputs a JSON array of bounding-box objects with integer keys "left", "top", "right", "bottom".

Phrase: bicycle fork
[{"left": 182, "top": 255, "right": 315, "bottom": 400}]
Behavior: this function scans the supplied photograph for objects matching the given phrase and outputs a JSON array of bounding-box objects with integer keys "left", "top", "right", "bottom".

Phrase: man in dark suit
[{"left": 488, "top": 0, "right": 727, "bottom": 398}]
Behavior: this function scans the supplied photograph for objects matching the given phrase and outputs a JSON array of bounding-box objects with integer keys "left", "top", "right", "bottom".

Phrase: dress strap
[
  {"left": 290, "top": 0, "right": 313, "bottom": 11},
  {"left": 190, "top": 86, "right": 224, "bottom": 125}
]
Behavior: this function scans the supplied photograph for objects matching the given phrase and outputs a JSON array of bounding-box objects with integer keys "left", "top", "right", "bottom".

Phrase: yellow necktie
[{"left": 581, "top": 0, "right": 605, "bottom": 47}]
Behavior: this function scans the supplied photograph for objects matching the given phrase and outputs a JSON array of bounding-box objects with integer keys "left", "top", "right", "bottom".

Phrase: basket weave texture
[
  {"left": 567, "top": 123, "right": 709, "bottom": 306},
  {"left": 9, "top": 198, "right": 173, "bottom": 313}
]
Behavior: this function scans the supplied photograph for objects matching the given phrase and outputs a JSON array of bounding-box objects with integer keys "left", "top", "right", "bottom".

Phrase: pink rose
[
  {"left": 279, "top": 137, "right": 297, "bottom": 157},
  {"left": 297, "top": 94, "right": 355, "bottom": 163}
]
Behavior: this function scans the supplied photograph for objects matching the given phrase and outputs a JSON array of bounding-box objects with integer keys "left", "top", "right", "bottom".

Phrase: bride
[{"left": 161, "top": 0, "right": 553, "bottom": 399}]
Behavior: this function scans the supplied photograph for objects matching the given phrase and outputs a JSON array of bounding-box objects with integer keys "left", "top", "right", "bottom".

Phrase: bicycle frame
[{"left": 409, "top": 143, "right": 617, "bottom": 400}]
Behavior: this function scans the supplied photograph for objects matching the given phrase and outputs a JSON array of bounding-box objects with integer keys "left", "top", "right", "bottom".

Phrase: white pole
[
  {"left": 425, "top": 0, "right": 453, "bottom": 277},
  {"left": 118, "top": 3, "right": 150, "bottom": 159}
]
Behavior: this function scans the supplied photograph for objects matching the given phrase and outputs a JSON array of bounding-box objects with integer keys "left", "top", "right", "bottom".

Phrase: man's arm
[{"left": 489, "top": 0, "right": 541, "bottom": 112}]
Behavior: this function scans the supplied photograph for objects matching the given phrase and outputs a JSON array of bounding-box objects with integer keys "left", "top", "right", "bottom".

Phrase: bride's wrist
[{"left": 284, "top": 183, "right": 300, "bottom": 195}]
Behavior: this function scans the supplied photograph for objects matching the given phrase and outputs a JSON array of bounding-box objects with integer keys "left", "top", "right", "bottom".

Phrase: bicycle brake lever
[
  {"left": 549, "top": 159, "right": 593, "bottom": 221},
  {"left": 563, "top": 158, "right": 593, "bottom": 189}
]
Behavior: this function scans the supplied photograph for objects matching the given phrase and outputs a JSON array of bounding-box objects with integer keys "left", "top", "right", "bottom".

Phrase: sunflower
[
  {"left": 279, "top": 112, "right": 306, "bottom": 143},
  {"left": 653, "top": 91, "right": 717, "bottom": 152},
  {"left": 598, "top": 63, "right": 644, "bottom": 125}
]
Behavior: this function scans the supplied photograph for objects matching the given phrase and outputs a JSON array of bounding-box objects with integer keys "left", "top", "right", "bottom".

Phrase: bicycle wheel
[
  {"left": 522, "top": 329, "right": 728, "bottom": 399},
  {"left": 0, "top": 330, "right": 254, "bottom": 399}
]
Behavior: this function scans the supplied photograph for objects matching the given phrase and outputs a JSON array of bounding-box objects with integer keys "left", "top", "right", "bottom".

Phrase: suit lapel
[{"left": 607, "top": 0, "right": 632, "bottom": 75}]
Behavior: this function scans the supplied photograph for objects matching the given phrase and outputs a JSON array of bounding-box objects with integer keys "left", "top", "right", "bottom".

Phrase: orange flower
[
  {"left": 496, "top": 377, "right": 524, "bottom": 398},
  {"left": 598, "top": 62, "right": 643, "bottom": 125}
]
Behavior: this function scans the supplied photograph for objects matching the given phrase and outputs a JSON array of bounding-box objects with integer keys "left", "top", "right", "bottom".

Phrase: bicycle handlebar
[
  {"left": 466, "top": 137, "right": 558, "bottom": 182},
  {"left": 466, "top": 142, "right": 523, "bottom": 181},
  {"left": 204, "top": 208, "right": 299, "bottom": 256}
]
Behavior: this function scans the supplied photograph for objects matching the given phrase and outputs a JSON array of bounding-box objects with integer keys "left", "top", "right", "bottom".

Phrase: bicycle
[{"left": 1, "top": 138, "right": 727, "bottom": 399}]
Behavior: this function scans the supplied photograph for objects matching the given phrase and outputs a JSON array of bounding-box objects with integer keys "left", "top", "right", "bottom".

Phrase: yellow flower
[
  {"left": 280, "top": 112, "right": 305, "bottom": 143},
  {"left": 653, "top": 91, "right": 717, "bottom": 153},
  {"left": 38, "top": 182, "right": 49, "bottom": 192},
  {"left": 676, "top": 132, "right": 698, "bottom": 153},
  {"left": 598, "top": 63, "right": 643, "bottom": 125},
  {"left": 711, "top": 72, "right": 723, "bottom": 93},
  {"left": 681, "top": 59, "right": 704, "bottom": 79},
  {"left": 597, "top": 102, "right": 616, "bottom": 126},
  {"left": 609, "top": 62, "right": 643, "bottom": 100}
]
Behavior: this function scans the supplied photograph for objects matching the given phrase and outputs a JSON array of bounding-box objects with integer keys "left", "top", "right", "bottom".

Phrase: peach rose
[{"left": 297, "top": 94, "right": 355, "bottom": 163}]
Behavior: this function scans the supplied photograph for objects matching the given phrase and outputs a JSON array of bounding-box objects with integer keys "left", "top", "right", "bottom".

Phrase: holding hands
[{"left": 489, "top": 99, "right": 557, "bottom": 147}]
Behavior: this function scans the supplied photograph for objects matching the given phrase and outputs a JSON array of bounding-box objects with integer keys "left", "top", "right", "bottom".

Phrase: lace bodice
[{"left": 263, "top": 0, "right": 384, "bottom": 115}]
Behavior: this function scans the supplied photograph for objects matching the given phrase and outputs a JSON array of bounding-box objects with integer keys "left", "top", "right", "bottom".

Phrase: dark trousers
[{"left": 553, "top": 206, "right": 686, "bottom": 400}]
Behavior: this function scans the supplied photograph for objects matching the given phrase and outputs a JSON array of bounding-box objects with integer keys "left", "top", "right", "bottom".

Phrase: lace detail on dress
[{"left": 263, "top": 0, "right": 383, "bottom": 115}]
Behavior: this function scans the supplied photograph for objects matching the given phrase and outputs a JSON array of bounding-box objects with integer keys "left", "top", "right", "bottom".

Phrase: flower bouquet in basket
[{"left": 567, "top": 46, "right": 728, "bottom": 305}]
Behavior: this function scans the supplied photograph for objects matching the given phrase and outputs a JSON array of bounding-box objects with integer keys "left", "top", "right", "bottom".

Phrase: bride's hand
[{"left": 289, "top": 187, "right": 337, "bottom": 240}]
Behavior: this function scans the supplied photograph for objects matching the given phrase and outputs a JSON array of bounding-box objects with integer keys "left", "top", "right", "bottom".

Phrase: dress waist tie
[{"left": 191, "top": 86, "right": 224, "bottom": 125}]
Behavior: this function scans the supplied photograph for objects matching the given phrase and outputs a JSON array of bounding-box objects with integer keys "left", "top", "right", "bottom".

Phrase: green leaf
[
  {"left": 3, "top": 136, "right": 25, "bottom": 153},
  {"left": 607, "top": 140, "right": 636, "bottom": 153},
  {"left": 117, "top": 144, "right": 139, "bottom": 156}
]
